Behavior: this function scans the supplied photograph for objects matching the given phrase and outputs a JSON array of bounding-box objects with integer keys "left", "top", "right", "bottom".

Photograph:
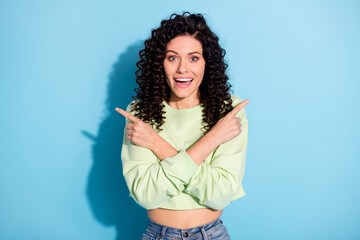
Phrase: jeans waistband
[{"left": 147, "top": 218, "right": 222, "bottom": 236}]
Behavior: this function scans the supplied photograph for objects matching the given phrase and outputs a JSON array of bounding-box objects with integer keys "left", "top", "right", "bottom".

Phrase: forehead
[{"left": 165, "top": 35, "right": 203, "bottom": 53}]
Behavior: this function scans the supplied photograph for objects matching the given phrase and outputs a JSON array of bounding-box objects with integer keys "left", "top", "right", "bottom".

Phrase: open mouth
[{"left": 174, "top": 78, "right": 193, "bottom": 88}]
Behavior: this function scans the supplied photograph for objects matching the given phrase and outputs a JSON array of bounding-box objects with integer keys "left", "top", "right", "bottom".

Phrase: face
[{"left": 163, "top": 35, "right": 206, "bottom": 103}]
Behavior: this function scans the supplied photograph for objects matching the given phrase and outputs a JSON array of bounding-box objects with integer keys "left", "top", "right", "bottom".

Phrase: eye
[
  {"left": 190, "top": 56, "right": 199, "bottom": 62},
  {"left": 168, "top": 56, "right": 177, "bottom": 61}
]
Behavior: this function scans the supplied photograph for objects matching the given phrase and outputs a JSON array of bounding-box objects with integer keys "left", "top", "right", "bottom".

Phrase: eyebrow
[{"left": 165, "top": 50, "right": 202, "bottom": 55}]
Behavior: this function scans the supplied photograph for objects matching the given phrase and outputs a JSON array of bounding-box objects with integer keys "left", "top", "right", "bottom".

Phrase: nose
[{"left": 176, "top": 58, "right": 188, "bottom": 73}]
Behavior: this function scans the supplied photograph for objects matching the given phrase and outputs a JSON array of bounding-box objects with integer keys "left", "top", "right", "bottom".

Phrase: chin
[{"left": 171, "top": 89, "right": 197, "bottom": 100}]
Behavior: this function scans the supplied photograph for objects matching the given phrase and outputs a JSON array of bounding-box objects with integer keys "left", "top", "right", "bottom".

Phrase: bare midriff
[{"left": 147, "top": 208, "right": 223, "bottom": 229}]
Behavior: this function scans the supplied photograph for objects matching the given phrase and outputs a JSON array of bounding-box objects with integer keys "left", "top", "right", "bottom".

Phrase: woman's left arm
[
  {"left": 116, "top": 97, "right": 249, "bottom": 210},
  {"left": 116, "top": 108, "right": 178, "bottom": 160}
]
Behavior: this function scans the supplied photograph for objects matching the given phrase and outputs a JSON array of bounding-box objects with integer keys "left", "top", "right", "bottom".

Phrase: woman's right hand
[{"left": 209, "top": 99, "right": 249, "bottom": 146}]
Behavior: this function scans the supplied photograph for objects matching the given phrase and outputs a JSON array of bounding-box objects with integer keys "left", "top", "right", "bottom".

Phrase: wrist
[
  {"left": 149, "top": 133, "right": 162, "bottom": 152},
  {"left": 186, "top": 130, "right": 221, "bottom": 166},
  {"left": 205, "top": 129, "right": 221, "bottom": 149},
  {"left": 151, "top": 135, "right": 178, "bottom": 160}
]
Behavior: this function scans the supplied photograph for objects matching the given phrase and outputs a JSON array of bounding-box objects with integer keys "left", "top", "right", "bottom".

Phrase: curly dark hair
[{"left": 131, "top": 11, "right": 234, "bottom": 133}]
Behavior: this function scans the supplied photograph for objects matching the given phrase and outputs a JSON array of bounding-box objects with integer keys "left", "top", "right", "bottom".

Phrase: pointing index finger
[
  {"left": 229, "top": 99, "right": 250, "bottom": 116},
  {"left": 115, "top": 107, "right": 138, "bottom": 123}
]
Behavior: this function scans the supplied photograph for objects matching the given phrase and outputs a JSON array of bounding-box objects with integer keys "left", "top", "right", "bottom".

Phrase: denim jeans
[{"left": 141, "top": 218, "right": 231, "bottom": 240}]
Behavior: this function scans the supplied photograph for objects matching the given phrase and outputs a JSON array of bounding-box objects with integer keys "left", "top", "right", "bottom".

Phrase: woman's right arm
[
  {"left": 186, "top": 99, "right": 249, "bottom": 165},
  {"left": 183, "top": 100, "right": 249, "bottom": 210},
  {"left": 119, "top": 99, "right": 249, "bottom": 209}
]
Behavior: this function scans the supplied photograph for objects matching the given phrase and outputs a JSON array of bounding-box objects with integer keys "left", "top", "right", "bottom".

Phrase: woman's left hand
[{"left": 115, "top": 107, "right": 160, "bottom": 150}]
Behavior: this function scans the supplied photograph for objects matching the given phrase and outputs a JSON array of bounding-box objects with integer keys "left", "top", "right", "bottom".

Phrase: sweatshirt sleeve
[
  {"left": 183, "top": 96, "right": 248, "bottom": 210},
  {"left": 120, "top": 102, "right": 199, "bottom": 210}
]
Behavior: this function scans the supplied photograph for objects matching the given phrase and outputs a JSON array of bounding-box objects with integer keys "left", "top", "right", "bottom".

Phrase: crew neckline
[{"left": 163, "top": 100, "right": 202, "bottom": 113}]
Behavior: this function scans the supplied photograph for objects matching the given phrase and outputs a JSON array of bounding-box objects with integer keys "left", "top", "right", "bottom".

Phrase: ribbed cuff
[{"left": 160, "top": 150, "right": 199, "bottom": 183}]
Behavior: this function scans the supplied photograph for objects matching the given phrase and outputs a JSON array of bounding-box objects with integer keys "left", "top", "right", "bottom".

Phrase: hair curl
[{"left": 131, "top": 11, "right": 234, "bottom": 133}]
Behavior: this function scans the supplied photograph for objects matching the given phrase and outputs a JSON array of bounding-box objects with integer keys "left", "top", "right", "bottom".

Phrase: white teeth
[{"left": 174, "top": 78, "right": 193, "bottom": 82}]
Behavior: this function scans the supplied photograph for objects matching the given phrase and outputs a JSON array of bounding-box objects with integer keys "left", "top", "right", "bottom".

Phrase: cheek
[
  {"left": 194, "top": 62, "right": 205, "bottom": 75},
  {"left": 164, "top": 76, "right": 171, "bottom": 86},
  {"left": 164, "top": 75, "right": 173, "bottom": 88},
  {"left": 163, "top": 65, "right": 171, "bottom": 80},
  {"left": 195, "top": 66, "right": 205, "bottom": 79},
  {"left": 164, "top": 65, "right": 176, "bottom": 79}
]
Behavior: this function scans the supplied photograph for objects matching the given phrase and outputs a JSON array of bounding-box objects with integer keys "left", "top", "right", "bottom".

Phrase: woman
[{"left": 116, "top": 11, "right": 249, "bottom": 240}]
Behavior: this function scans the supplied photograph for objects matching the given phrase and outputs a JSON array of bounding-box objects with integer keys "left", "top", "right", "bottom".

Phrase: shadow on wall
[{"left": 82, "top": 41, "right": 148, "bottom": 240}]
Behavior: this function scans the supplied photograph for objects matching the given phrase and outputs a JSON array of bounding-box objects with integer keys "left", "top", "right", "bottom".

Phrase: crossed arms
[{"left": 117, "top": 98, "right": 249, "bottom": 210}]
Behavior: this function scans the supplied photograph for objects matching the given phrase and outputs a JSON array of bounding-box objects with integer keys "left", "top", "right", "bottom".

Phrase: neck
[{"left": 168, "top": 93, "right": 200, "bottom": 109}]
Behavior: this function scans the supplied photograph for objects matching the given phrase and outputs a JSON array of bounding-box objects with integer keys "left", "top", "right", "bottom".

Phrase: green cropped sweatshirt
[{"left": 121, "top": 95, "right": 248, "bottom": 210}]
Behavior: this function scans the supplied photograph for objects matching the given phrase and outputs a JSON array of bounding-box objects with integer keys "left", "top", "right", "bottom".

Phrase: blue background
[{"left": 1, "top": 0, "right": 359, "bottom": 239}]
